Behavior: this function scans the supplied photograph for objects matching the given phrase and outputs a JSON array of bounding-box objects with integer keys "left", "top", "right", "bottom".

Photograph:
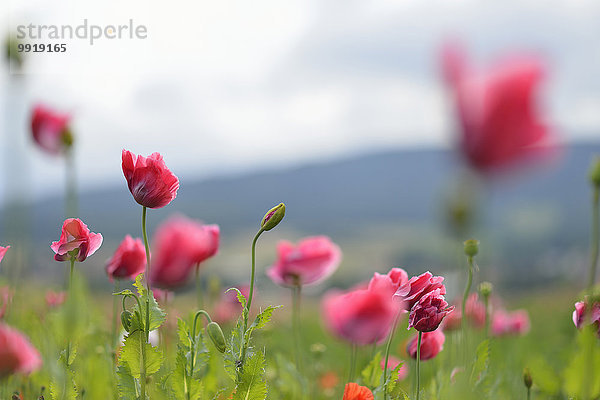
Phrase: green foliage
[
  {"left": 563, "top": 326, "right": 600, "bottom": 398},
  {"left": 232, "top": 352, "right": 268, "bottom": 400},
  {"left": 470, "top": 339, "right": 490, "bottom": 386},
  {"left": 120, "top": 330, "right": 163, "bottom": 379},
  {"left": 49, "top": 369, "right": 78, "bottom": 400},
  {"left": 361, "top": 351, "right": 383, "bottom": 388}
]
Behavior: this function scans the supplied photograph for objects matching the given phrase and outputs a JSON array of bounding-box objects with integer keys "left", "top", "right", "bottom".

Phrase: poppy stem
[
  {"left": 112, "top": 280, "right": 119, "bottom": 350},
  {"left": 416, "top": 331, "right": 422, "bottom": 400},
  {"left": 195, "top": 264, "right": 203, "bottom": 310},
  {"left": 291, "top": 283, "right": 303, "bottom": 374},
  {"left": 348, "top": 343, "right": 357, "bottom": 383},
  {"left": 527, "top": 386, "right": 531, "bottom": 400},
  {"left": 588, "top": 186, "right": 599, "bottom": 294},
  {"left": 65, "top": 146, "right": 77, "bottom": 218},
  {"left": 382, "top": 313, "right": 401, "bottom": 400},
  {"left": 140, "top": 206, "right": 152, "bottom": 399}
]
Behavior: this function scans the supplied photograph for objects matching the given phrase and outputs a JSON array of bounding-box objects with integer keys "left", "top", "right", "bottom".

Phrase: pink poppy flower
[
  {"left": 105, "top": 235, "right": 146, "bottom": 282},
  {"left": 368, "top": 267, "right": 409, "bottom": 297},
  {"left": 380, "top": 355, "right": 408, "bottom": 381},
  {"left": 30, "top": 104, "right": 72, "bottom": 155},
  {"left": 150, "top": 216, "right": 219, "bottom": 288},
  {"left": 0, "top": 287, "right": 13, "bottom": 319},
  {"left": 0, "top": 323, "right": 42, "bottom": 377},
  {"left": 322, "top": 286, "right": 400, "bottom": 345},
  {"left": 45, "top": 290, "right": 67, "bottom": 308},
  {"left": 0, "top": 246, "right": 9, "bottom": 265},
  {"left": 573, "top": 300, "right": 600, "bottom": 336},
  {"left": 122, "top": 149, "right": 179, "bottom": 209},
  {"left": 394, "top": 271, "right": 446, "bottom": 310},
  {"left": 407, "top": 329, "right": 445, "bottom": 361},
  {"left": 267, "top": 236, "right": 341, "bottom": 287},
  {"left": 491, "top": 309, "right": 530, "bottom": 336},
  {"left": 442, "top": 43, "right": 555, "bottom": 173},
  {"left": 408, "top": 289, "right": 454, "bottom": 332},
  {"left": 442, "top": 293, "right": 486, "bottom": 331},
  {"left": 50, "top": 218, "right": 103, "bottom": 262}
]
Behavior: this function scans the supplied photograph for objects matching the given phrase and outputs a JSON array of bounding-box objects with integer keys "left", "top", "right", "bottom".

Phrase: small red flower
[
  {"left": 267, "top": 236, "right": 341, "bottom": 287},
  {"left": 407, "top": 329, "right": 445, "bottom": 361},
  {"left": 50, "top": 218, "right": 103, "bottom": 262},
  {"left": 0, "top": 323, "right": 42, "bottom": 378},
  {"left": 106, "top": 235, "right": 146, "bottom": 282},
  {"left": 30, "top": 104, "right": 72, "bottom": 155},
  {"left": 342, "top": 383, "right": 374, "bottom": 400},
  {"left": 122, "top": 149, "right": 179, "bottom": 209}
]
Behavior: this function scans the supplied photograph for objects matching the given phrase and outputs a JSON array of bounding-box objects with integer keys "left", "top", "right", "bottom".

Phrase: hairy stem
[
  {"left": 416, "top": 331, "right": 422, "bottom": 400},
  {"left": 383, "top": 313, "right": 401, "bottom": 400}
]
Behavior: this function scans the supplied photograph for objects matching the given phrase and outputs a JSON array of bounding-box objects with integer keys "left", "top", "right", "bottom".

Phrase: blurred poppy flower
[
  {"left": 342, "top": 383, "right": 374, "bottom": 400},
  {"left": 573, "top": 299, "right": 600, "bottom": 336},
  {"left": 267, "top": 236, "right": 341, "bottom": 287},
  {"left": 407, "top": 329, "right": 445, "bottom": 361},
  {"left": 368, "top": 267, "right": 408, "bottom": 297},
  {"left": 106, "top": 235, "right": 146, "bottom": 282},
  {"left": 214, "top": 285, "right": 250, "bottom": 324},
  {"left": 319, "top": 371, "right": 338, "bottom": 390},
  {"left": 45, "top": 290, "right": 67, "bottom": 308},
  {"left": 150, "top": 216, "right": 220, "bottom": 288},
  {"left": 408, "top": 289, "right": 454, "bottom": 332},
  {"left": 380, "top": 355, "right": 408, "bottom": 381},
  {"left": 491, "top": 309, "right": 530, "bottom": 336},
  {"left": 442, "top": 43, "right": 555, "bottom": 174},
  {"left": 442, "top": 293, "right": 486, "bottom": 331},
  {"left": 0, "top": 246, "right": 9, "bottom": 265},
  {"left": 30, "top": 104, "right": 73, "bottom": 155},
  {"left": 122, "top": 149, "right": 179, "bottom": 209},
  {"left": 50, "top": 218, "right": 103, "bottom": 262},
  {"left": 0, "top": 323, "right": 42, "bottom": 378},
  {"left": 152, "top": 288, "right": 174, "bottom": 305},
  {"left": 322, "top": 285, "right": 400, "bottom": 345}
]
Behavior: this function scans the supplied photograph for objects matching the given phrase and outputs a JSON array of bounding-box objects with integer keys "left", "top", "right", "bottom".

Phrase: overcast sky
[{"left": 1, "top": 0, "right": 600, "bottom": 202}]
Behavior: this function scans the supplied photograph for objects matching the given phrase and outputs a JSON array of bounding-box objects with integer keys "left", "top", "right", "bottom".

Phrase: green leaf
[
  {"left": 361, "top": 351, "right": 382, "bottom": 388},
  {"left": 120, "top": 330, "right": 163, "bottom": 379},
  {"left": 224, "top": 318, "right": 244, "bottom": 381},
  {"left": 49, "top": 370, "right": 78, "bottom": 400},
  {"left": 528, "top": 357, "right": 561, "bottom": 395},
  {"left": 226, "top": 287, "right": 247, "bottom": 310},
  {"left": 114, "top": 289, "right": 134, "bottom": 296},
  {"left": 130, "top": 291, "right": 166, "bottom": 332},
  {"left": 248, "top": 305, "right": 281, "bottom": 333},
  {"left": 59, "top": 342, "right": 78, "bottom": 366},
  {"left": 233, "top": 352, "right": 267, "bottom": 400},
  {"left": 117, "top": 365, "right": 139, "bottom": 400},
  {"left": 133, "top": 274, "right": 146, "bottom": 297},
  {"left": 564, "top": 326, "right": 600, "bottom": 398},
  {"left": 470, "top": 339, "right": 490, "bottom": 386}
]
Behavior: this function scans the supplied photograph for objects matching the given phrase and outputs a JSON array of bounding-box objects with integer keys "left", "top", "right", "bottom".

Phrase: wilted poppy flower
[
  {"left": 407, "top": 329, "right": 446, "bottom": 361},
  {"left": 343, "top": 383, "right": 374, "bottom": 400},
  {"left": 45, "top": 290, "right": 67, "bottom": 308},
  {"left": 267, "top": 236, "right": 341, "bottom": 287},
  {"left": 0, "top": 287, "right": 13, "bottom": 319},
  {"left": 122, "top": 149, "right": 179, "bottom": 209},
  {"left": 50, "top": 218, "right": 103, "bottom": 262},
  {"left": 408, "top": 289, "right": 454, "bottom": 332},
  {"left": 105, "top": 235, "right": 146, "bottom": 282},
  {"left": 491, "top": 309, "right": 530, "bottom": 336},
  {"left": 150, "top": 216, "right": 220, "bottom": 288},
  {"left": 442, "top": 43, "right": 554, "bottom": 173},
  {"left": 0, "top": 323, "right": 42, "bottom": 377},
  {"left": 572, "top": 300, "right": 600, "bottom": 336},
  {"left": 30, "top": 104, "right": 72, "bottom": 155},
  {"left": 380, "top": 355, "right": 409, "bottom": 381},
  {"left": 394, "top": 271, "right": 446, "bottom": 310},
  {"left": 322, "top": 286, "right": 400, "bottom": 345},
  {"left": 0, "top": 246, "right": 9, "bottom": 265}
]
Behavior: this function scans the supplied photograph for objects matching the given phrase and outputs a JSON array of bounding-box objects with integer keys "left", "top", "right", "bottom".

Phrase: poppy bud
[
  {"left": 121, "top": 310, "right": 133, "bottom": 332},
  {"left": 523, "top": 368, "right": 532, "bottom": 389},
  {"left": 261, "top": 203, "right": 285, "bottom": 231},
  {"left": 589, "top": 157, "right": 600, "bottom": 187},
  {"left": 207, "top": 322, "right": 226, "bottom": 353},
  {"left": 478, "top": 282, "right": 493, "bottom": 298},
  {"left": 463, "top": 239, "right": 479, "bottom": 257}
]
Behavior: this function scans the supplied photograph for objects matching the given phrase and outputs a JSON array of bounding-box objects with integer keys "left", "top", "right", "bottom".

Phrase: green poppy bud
[
  {"left": 523, "top": 368, "right": 532, "bottom": 389},
  {"left": 261, "top": 203, "right": 285, "bottom": 231},
  {"left": 207, "top": 322, "right": 226, "bottom": 353},
  {"left": 478, "top": 282, "right": 493, "bottom": 298},
  {"left": 464, "top": 239, "right": 479, "bottom": 257},
  {"left": 121, "top": 310, "right": 133, "bottom": 332}
]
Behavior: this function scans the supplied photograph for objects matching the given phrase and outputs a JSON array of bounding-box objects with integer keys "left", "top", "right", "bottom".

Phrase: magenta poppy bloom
[
  {"left": 368, "top": 267, "right": 408, "bottom": 297},
  {"left": 105, "top": 235, "right": 146, "bottom": 282},
  {"left": 406, "top": 329, "right": 445, "bottom": 361},
  {"left": 0, "top": 246, "right": 9, "bottom": 265},
  {"left": 491, "top": 309, "right": 531, "bottom": 336},
  {"left": 45, "top": 290, "right": 67, "bottom": 308},
  {"left": 394, "top": 271, "right": 446, "bottom": 310},
  {"left": 50, "top": 218, "right": 103, "bottom": 262},
  {"left": 408, "top": 289, "right": 454, "bottom": 332},
  {"left": 267, "top": 236, "right": 341, "bottom": 287},
  {"left": 150, "top": 216, "right": 220, "bottom": 288},
  {"left": 0, "top": 323, "right": 42, "bottom": 378},
  {"left": 442, "top": 43, "right": 555, "bottom": 173},
  {"left": 122, "top": 149, "right": 179, "bottom": 209},
  {"left": 30, "top": 104, "right": 72, "bottom": 155},
  {"left": 572, "top": 300, "right": 600, "bottom": 336},
  {"left": 322, "top": 287, "right": 400, "bottom": 345}
]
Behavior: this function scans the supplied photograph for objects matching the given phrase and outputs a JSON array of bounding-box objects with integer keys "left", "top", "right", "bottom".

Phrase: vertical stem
[
  {"left": 112, "top": 280, "right": 119, "bottom": 350},
  {"left": 195, "top": 264, "right": 203, "bottom": 310},
  {"left": 462, "top": 256, "right": 474, "bottom": 324},
  {"left": 292, "top": 284, "right": 302, "bottom": 374},
  {"left": 240, "top": 229, "right": 264, "bottom": 366},
  {"left": 416, "top": 331, "right": 422, "bottom": 400},
  {"left": 65, "top": 147, "right": 77, "bottom": 218},
  {"left": 588, "top": 186, "right": 599, "bottom": 293},
  {"left": 140, "top": 206, "right": 151, "bottom": 399},
  {"left": 382, "top": 313, "right": 401, "bottom": 400},
  {"left": 348, "top": 344, "right": 357, "bottom": 383},
  {"left": 483, "top": 294, "right": 490, "bottom": 339},
  {"left": 65, "top": 257, "right": 75, "bottom": 367},
  {"left": 527, "top": 387, "right": 531, "bottom": 400}
]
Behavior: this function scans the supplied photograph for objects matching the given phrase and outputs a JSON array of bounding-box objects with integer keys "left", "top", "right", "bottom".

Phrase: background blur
[{"left": 1, "top": 0, "right": 600, "bottom": 299}]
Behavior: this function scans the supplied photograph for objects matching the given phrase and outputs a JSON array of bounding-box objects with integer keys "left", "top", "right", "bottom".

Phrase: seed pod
[
  {"left": 121, "top": 310, "right": 133, "bottom": 332},
  {"left": 463, "top": 239, "right": 479, "bottom": 257},
  {"left": 207, "top": 322, "right": 226, "bottom": 353}
]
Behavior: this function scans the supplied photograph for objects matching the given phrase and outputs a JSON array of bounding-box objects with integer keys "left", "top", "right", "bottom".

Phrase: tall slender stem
[
  {"left": 462, "top": 255, "right": 474, "bottom": 324},
  {"left": 112, "top": 280, "right": 119, "bottom": 350},
  {"left": 195, "top": 264, "right": 203, "bottom": 310},
  {"left": 416, "top": 331, "right": 422, "bottom": 400},
  {"left": 65, "top": 257, "right": 75, "bottom": 367},
  {"left": 383, "top": 313, "right": 401, "bottom": 400},
  {"left": 588, "top": 186, "right": 599, "bottom": 293},
  {"left": 292, "top": 284, "right": 302, "bottom": 374},
  {"left": 348, "top": 344, "right": 357, "bottom": 383},
  {"left": 140, "top": 206, "right": 152, "bottom": 399},
  {"left": 65, "top": 147, "right": 77, "bottom": 218},
  {"left": 527, "top": 387, "right": 531, "bottom": 400},
  {"left": 484, "top": 294, "right": 490, "bottom": 338},
  {"left": 240, "top": 229, "right": 264, "bottom": 367}
]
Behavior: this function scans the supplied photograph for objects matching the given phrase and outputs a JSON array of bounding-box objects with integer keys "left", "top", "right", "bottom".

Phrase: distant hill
[{"left": 2, "top": 142, "right": 599, "bottom": 290}]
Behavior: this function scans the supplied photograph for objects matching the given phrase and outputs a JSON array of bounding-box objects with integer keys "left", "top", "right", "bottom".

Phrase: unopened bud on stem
[
  {"left": 523, "top": 368, "right": 533, "bottom": 389},
  {"left": 207, "top": 322, "right": 226, "bottom": 353},
  {"left": 261, "top": 203, "right": 286, "bottom": 231},
  {"left": 464, "top": 239, "right": 479, "bottom": 258}
]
